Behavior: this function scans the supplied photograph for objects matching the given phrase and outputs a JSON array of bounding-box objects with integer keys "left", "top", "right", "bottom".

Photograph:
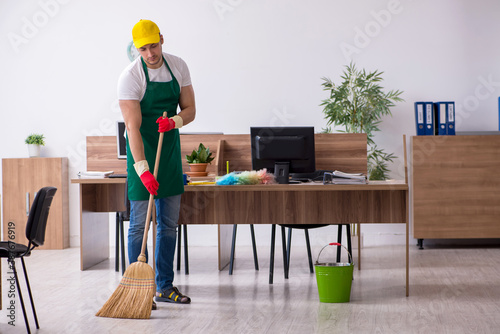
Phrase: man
[{"left": 117, "top": 19, "right": 195, "bottom": 305}]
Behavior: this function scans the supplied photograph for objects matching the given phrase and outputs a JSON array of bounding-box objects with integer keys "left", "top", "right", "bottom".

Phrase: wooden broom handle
[{"left": 139, "top": 111, "right": 168, "bottom": 260}]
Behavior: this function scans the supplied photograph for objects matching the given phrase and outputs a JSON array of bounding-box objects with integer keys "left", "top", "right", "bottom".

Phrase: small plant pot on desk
[
  {"left": 185, "top": 143, "right": 214, "bottom": 177},
  {"left": 188, "top": 163, "right": 208, "bottom": 173},
  {"left": 186, "top": 163, "right": 209, "bottom": 177}
]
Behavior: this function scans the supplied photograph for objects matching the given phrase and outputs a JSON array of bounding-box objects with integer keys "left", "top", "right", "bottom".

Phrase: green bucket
[{"left": 315, "top": 243, "right": 354, "bottom": 303}]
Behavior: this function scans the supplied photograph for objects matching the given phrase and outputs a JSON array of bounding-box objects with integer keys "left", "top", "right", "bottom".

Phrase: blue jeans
[{"left": 128, "top": 195, "right": 181, "bottom": 293}]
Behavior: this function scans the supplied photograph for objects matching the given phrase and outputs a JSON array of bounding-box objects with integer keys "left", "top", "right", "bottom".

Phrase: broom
[{"left": 96, "top": 112, "right": 167, "bottom": 319}]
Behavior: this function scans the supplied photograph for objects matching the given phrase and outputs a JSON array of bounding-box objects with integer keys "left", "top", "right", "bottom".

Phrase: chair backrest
[{"left": 25, "top": 187, "right": 57, "bottom": 247}]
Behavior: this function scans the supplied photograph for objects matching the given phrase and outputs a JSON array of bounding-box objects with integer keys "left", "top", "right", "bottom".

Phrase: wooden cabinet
[
  {"left": 2, "top": 158, "right": 69, "bottom": 249},
  {"left": 411, "top": 135, "right": 500, "bottom": 240}
]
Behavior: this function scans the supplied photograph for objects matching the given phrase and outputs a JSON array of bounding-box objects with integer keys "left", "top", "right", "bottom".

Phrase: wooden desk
[
  {"left": 72, "top": 178, "right": 409, "bottom": 295},
  {"left": 78, "top": 132, "right": 369, "bottom": 270},
  {"left": 181, "top": 180, "right": 409, "bottom": 296},
  {"left": 75, "top": 133, "right": 409, "bottom": 296}
]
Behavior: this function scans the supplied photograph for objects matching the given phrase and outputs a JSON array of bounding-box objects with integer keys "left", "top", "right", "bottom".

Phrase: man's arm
[
  {"left": 120, "top": 99, "right": 159, "bottom": 195},
  {"left": 119, "top": 100, "right": 146, "bottom": 164},
  {"left": 177, "top": 84, "right": 196, "bottom": 125}
]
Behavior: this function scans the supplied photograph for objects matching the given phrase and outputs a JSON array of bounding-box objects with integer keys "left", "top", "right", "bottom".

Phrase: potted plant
[
  {"left": 185, "top": 143, "right": 215, "bottom": 174},
  {"left": 320, "top": 63, "right": 404, "bottom": 180},
  {"left": 25, "top": 133, "right": 45, "bottom": 158}
]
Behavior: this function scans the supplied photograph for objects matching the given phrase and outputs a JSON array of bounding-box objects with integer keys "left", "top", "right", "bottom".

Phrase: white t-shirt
[{"left": 117, "top": 52, "right": 192, "bottom": 101}]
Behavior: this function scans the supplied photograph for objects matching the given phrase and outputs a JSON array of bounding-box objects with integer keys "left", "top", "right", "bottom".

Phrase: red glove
[
  {"left": 139, "top": 171, "right": 159, "bottom": 195},
  {"left": 156, "top": 116, "right": 176, "bottom": 133}
]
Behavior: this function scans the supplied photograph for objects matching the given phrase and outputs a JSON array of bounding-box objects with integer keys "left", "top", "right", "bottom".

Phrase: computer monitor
[
  {"left": 250, "top": 127, "right": 315, "bottom": 183},
  {"left": 117, "top": 121, "right": 127, "bottom": 159}
]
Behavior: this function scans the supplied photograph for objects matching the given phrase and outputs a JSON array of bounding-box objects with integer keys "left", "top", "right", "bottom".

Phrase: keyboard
[
  {"left": 109, "top": 174, "right": 127, "bottom": 178},
  {"left": 290, "top": 170, "right": 333, "bottom": 182}
]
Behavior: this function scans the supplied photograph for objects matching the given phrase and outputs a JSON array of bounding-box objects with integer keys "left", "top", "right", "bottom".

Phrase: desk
[
  {"left": 72, "top": 178, "right": 409, "bottom": 296},
  {"left": 77, "top": 132, "right": 369, "bottom": 269},
  {"left": 72, "top": 178, "right": 126, "bottom": 271},
  {"left": 76, "top": 132, "right": 409, "bottom": 296}
]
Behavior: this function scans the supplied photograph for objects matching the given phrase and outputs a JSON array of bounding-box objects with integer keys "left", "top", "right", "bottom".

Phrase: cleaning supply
[
  {"left": 315, "top": 242, "right": 354, "bottom": 303},
  {"left": 188, "top": 181, "right": 216, "bottom": 185},
  {"left": 215, "top": 169, "right": 275, "bottom": 185},
  {"left": 96, "top": 112, "right": 167, "bottom": 319}
]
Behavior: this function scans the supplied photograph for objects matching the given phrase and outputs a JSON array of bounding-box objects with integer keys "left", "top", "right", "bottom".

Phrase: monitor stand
[{"left": 274, "top": 162, "right": 290, "bottom": 184}]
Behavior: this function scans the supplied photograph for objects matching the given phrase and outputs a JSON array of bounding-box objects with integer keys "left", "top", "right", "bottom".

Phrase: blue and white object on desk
[
  {"left": 446, "top": 102, "right": 455, "bottom": 135},
  {"left": 414, "top": 102, "right": 425, "bottom": 135},
  {"left": 424, "top": 102, "right": 434, "bottom": 135},
  {"left": 434, "top": 102, "right": 448, "bottom": 135}
]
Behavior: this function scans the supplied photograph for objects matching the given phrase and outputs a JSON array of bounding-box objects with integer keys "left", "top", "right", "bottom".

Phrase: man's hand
[
  {"left": 134, "top": 160, "right": 158, "bottom": 195},
  {"left": 139, "top": 171, "right": 159, "bottom": 195},
  {"left": 156, "top": 115, "right": 183, "bottom": 132},
  {"left": 156, "top": 116, "right": 176, "bottom": 133}
]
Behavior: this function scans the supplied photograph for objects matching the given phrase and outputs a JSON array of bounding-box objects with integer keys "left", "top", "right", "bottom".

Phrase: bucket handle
[{"left": 315, "top": 242, "right": 352, "bottom": 264}]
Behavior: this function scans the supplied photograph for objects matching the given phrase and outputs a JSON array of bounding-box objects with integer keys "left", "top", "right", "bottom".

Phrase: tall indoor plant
[{"left": 320, "top": 63, "right": 404, "bottom": 180}]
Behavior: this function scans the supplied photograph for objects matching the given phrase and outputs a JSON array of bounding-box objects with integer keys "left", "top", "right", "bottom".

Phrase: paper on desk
[
  {"left": 331, "top": 178, "right": 367, "bottom": 184},
  {"left": 77, "top": 171, "right": 114, "bottom": 178},
  {"left": 332, "top": 170, "right": 366, "bottom": 180}
]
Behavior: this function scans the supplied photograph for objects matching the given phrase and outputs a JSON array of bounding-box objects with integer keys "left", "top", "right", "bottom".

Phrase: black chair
[
  {"left": 116, "top": 181, "right": 189, "bottom": 274},
  {"left": 115, "top": 180, "right": 129, "bottom": 274},
  {"left": 228, "top": 224, "right": 259, "bottom": 275},
  {"left": 176, "top": 224, "right": 189, "bottom": 274},
  {"left": 269, "top": 224, "right": 352, "bottom": 284},
  {"left": 0, "top": 186, "right": 57, "bottom": 334}
]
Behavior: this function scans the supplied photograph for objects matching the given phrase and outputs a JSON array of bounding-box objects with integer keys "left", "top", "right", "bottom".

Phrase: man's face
[{"left": 138, "top": 35, "right": 163, "bottom": 69}]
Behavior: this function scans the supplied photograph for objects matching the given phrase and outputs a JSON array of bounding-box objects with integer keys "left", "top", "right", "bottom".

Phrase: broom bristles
[{"left": 96, "top": 261, "right": 155, "bottom": 319}]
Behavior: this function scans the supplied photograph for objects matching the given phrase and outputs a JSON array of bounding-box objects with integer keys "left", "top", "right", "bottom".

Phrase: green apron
[{"left": 126, "top": 56, "right": 184, "bottom": 201}]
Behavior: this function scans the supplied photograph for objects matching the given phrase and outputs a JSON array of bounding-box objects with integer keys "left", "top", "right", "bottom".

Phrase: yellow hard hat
[{"left": 132, "top": 19, "right": 160, "bottom": 48}]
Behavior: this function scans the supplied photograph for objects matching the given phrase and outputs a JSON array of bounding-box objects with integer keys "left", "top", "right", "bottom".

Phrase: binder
[
  {"left": 414, "top": 102, "right": 425, "bottom": 135},
  {"left": 434, "top": 102, "right": 447, "bottom": 135},
  {"left": 446, "top": 102, "right": 455, "bottom": 135},
  {"left": 424, "top": 102, "right": 434, "bottom": 135}
]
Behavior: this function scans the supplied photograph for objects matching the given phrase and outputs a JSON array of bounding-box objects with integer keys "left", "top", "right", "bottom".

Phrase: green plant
[
  {"left": 25, "top": 133, "right": 46, "bottom": 146},
  {"left": 320, "top": 63, "right": 404, "bottom": 180},
  {"left": 185, "top": 143, "right": 215, "bottom": 164}
]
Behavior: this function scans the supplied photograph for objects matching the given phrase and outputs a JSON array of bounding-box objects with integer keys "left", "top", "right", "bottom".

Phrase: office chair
[
  {"left": 115, "top": 180, "right": 129, "bottom": 274},
  {"left": 0, "top": 186, "right": 57, "bottom": 334},
  {"left": 228, "top": 224, "right": 259, "bottom": 275},
  {"left": 269, "top": 224, "right": 352, "bottom": 284},
  {"left": 176, "top": 224, "right": 189, "bottom": 274},
  {"left": 116, "top": 181, "right": 189, "bottom": 275}
]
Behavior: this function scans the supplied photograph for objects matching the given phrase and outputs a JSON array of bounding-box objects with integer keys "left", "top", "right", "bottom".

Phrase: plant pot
[
  {"left": 188, "top": 163, "right": 208, "bottom": 173},
  {"left": 27, "top": 144, "right": 41, "bottom": 157}
]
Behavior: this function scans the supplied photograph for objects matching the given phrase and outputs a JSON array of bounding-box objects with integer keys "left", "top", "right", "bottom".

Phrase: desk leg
[
  {"left": 80, "top": 211, "right": 109, "bottom": 270},
  {"left": 78, "top": 182, "right": 126, "bottom": 271},
  {"left": 218, "top": 225, "right": 232, "bottom": 271},
  {"left": 357, "top": 223, "right": 361, "bottom": 270},
  {"left": 406, "top": 205, "right": 410, "bottom": 297}
]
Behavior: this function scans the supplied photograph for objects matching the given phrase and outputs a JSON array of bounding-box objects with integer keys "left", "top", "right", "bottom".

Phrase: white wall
[{"left": 1, "top": 0, "right": 500, "bottom": 249}]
